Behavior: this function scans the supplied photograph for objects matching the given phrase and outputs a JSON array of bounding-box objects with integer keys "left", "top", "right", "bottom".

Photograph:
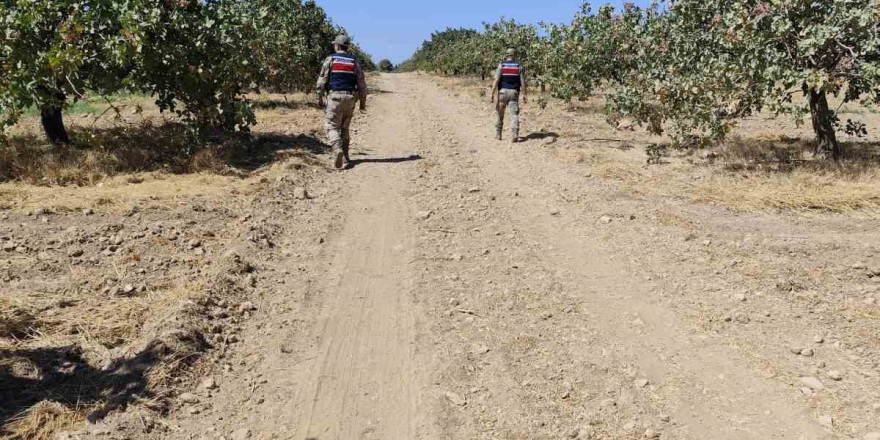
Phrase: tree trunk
[
  {"left": 808, "top": 90, "right": 841, "bottom": 160},
  {"left": 40, "top": 92, "right": 70, "bottom": 145},
  {"left": 41, "top": 104, "right": 70, "bottom": 144}
]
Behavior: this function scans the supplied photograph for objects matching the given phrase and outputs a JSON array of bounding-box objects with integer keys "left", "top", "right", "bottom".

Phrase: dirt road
[{"left": 122, "top": 74, "right": 878, "bottom": 440}]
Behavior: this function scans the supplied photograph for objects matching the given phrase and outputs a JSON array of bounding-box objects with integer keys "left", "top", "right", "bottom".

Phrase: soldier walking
[
  {"left": 316, "top": 35, "right": 368, "bottom": 169},
  {"left": 489, "top": 48, "right": 528, "bottom": 143}
]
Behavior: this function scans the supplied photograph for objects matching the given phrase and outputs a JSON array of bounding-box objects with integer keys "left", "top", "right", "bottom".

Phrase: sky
[{"left": 314, "top": 1, "right": 645, "bottom": 64}]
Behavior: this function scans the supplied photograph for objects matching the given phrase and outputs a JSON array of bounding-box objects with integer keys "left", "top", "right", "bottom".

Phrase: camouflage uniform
[
  {"left": 316, "top": 46, "right": 368, "bottom": 166},
  {"left": 493, "top": 59, "right": 525, "bottom": 140}
]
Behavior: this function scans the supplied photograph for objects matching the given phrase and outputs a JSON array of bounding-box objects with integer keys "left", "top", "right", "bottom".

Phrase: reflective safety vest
[
  {"left": 329, "top": 53, "right": 358, "bottom": 92},
  {"left": 500, "top": 62, "right": 522, "bottom": 91}
]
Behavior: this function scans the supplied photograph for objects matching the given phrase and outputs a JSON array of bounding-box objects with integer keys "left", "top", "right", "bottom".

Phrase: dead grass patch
[
  {"left": 0, "top": 253, "right": 254, "bottom": 436},
  {"left": 0, "top": 298, "right": 38, "bottom": 340},
  {"left": 4, "top": 401, "right": 81, "bottom": 440},
  {"left": 0, "top": 173, "right": 243, "bottom": 215},
  {"left": 1, "top": 92, "right": 328, "bottom": 187},
  {"left": 594, "top": 161, "right": 644, "bottom": 184},
  {"left": 684, "top": 137, "right": 880, "bottom": 214},
  {"left": 653, "top": 209, "right": 694, "bottom": 227},
  {"left": 691, "top": 169, "right": 880, "bottom": 215}
]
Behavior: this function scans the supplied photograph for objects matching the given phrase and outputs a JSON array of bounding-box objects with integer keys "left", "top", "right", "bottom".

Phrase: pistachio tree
[
  {"left": 378, "top": 59, "right": 394, "bottom": 72},
  {"left": 0, "top": 0, "right": 137, "bottom": 143},
  {"left": 482, "top": 19, "right": 544, "bottom": 82},
  {"left": 248, "top": 0, "right": 335, "bottom": 93},
  {"left": 611, "top": 0, "right": 880, "bottom": 158},
  {"left": 542, "top": 3, "right": 658, "bottom": 101}
]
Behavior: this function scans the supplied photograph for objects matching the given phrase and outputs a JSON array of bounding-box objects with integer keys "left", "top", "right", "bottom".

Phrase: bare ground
[{"left": 2, "top": 74, "right": 879, "bottom": 440}]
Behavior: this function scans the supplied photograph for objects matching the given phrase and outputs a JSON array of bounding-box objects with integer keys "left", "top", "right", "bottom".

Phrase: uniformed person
[
  {"left": 316, "top": 35, "right": 368, "bottom": 169},
  {"left": 489, "top": 48, "right": 528, "bottom": 142}
]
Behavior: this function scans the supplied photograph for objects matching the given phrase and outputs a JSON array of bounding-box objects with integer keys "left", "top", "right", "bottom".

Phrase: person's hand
[{"left": 488, "top": 95, "right": 495, "bottom": 104}]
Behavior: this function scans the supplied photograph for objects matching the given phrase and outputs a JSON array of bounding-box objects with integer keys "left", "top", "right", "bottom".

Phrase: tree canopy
[{"left": 0, "top": 0, "right": 374, "bottom": 145}]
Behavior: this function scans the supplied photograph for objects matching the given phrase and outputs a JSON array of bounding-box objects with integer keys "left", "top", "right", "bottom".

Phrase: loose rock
[
  {"left": 800, "top": 376, "right": 824, "bottom": 390},
  {"left": 200, "top": 377, "right": 218, "bottom": 390},
  {"left": 230, "top": 428, "right": 251, "bottom": 440},
  {"left": 445, "top": 391, "right": 466, "bottom": 406},
  {"left": 827, "top": 370, "right": 843, "bottom": 381},
  {"left": 179, "top": 393, "right": 199, "bottom": 404},
  {"left": 293, "top": 187, "right": 309, "bottom": 200},
  {"left": 238, "top": 301, "right": 257, "bottom": 315}
]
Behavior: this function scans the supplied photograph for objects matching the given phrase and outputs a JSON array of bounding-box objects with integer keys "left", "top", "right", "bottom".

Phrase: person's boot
[
  {"left": 342, "top": 146, "right": 351, "bottom": 164},
  {"left": 495, "top": 129, "right": 502, "bottom": 141},
  {"left": 511, "top": 133, "right": 520, "bottom": 143},
  {"left": 334, "top": 151, "right": 345, "bottom": 169}
]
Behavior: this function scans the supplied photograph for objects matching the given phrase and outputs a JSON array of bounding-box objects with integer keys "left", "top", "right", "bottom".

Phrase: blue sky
[{"left": 315, "top": 1, "right": 646, "bottom": 64}]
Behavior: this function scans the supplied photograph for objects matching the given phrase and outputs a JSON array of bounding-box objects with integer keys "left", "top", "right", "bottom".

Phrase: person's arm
[
  {"left": 315, "top": 57, "right": 332, "bottom": 107},
  {"left": 356, "top": 61, "right": 368, "bottom": 111},
  {"left": 521, "top": 68, "right": 528, "bottom": 104},
  {"left": 489, "top": 64, "right": 501, "bottom": 103}
]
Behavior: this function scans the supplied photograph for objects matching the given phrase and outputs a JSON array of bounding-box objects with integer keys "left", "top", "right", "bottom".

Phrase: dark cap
[{"left": 333, "top": 35, "right": 351, "bottom": 46}]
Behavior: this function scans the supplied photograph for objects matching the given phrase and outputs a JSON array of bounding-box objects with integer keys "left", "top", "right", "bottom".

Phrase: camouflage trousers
[
  {"left": 324, "top": 92, "right": 358, "bottom": 155},
  {"left": 495, "top": 89, "right": 520, "bottom": 138}
]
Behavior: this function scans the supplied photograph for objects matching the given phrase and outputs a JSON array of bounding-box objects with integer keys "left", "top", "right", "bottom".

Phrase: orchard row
[
  {"left": 0, "top": 0, "right": 374, "bottom": 144},
  {"left": 402, "top": 1, "right": 880, "bottom": 159}
]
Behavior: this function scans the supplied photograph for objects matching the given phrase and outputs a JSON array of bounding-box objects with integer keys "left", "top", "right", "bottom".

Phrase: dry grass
[
  {"left": 0, "top": 298, "right": 38, "bottom": 340},
  {"left": 427, "top": 70, "right": 880, "bottom": 217},
  {"left": 0, "top": 258, "right": 250, "bottom": 437},
  {"left": 0, "top": 172, "right": 247, "bottom": 215},
  {"left": 653, "top": 209, "right": 695, "bottom": 227},
  {"left": 692, "top": 169, "right": 880, "bottom": 215},
  {"left": 687, "top": 136, "right": 880, "bottom": 215},
  {"left": 4, "top": 402, "right": 81, "bottom": 440},
  {"left": 0, "top": 91, "right": 322, "bottom": 439},
  {"left": 536, "top": 102, "right": 880, "bottom": 216},
  {"left": 0, "top": 92, "right": 327, "bottom": 187},
  {"left": 0, "top": 123, "right": 259, "bottom": 186}
]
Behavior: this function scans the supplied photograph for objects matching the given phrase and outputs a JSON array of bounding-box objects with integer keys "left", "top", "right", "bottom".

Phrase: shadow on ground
[
  {"left": 252, "top": 100, "right": 321, "bottom": 111},
  {"left": 0, "top": 333, "right": 206, "bottom": 432},
  {"left": 0, "top": 123, "right": 330, "bottom": 185},
  {"left": 714, "top": 137, "right": 880, "bottom": 174},
  {"left": 345, "top": 154, "right": 422, "bottom": 170},
  {"left": 522, "top": 131, "right": 560, "bottom": 141}
]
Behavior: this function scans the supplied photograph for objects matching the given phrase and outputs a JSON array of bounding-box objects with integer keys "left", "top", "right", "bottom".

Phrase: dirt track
[{"left": 78, "top": 73, "right": 880, "bottom": 439}]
